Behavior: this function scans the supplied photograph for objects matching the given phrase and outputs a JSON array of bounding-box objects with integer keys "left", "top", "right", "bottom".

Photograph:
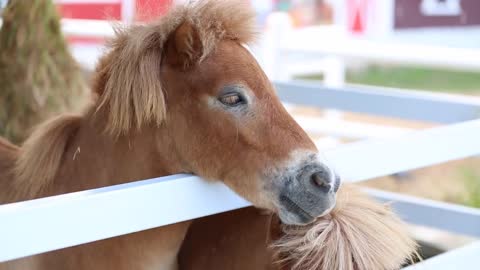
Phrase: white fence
[{"left": 1, "top": 81, "right": 480, "bottom": 268}]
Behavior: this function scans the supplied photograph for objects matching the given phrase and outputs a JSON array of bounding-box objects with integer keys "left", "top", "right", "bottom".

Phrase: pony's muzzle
[{"left": 278, "top": 163, "right": 340, "bottom": 225}]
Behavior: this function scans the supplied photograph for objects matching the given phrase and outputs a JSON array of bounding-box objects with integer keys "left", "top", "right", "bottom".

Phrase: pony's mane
[
  {"left": 92, "top": 0, "right": 256, "bottom": 135},
  {"left": 0, "top": 137, "right": 19, "bottom": 203},
  {"left": 0, "top": 136, "right": 19, "bottom": 153},
  {"left": 10, "top": 0, "right": 256, "bottom": 198},
  {"left": 13, "top": 115, "right": 82, "bottom": 199}
]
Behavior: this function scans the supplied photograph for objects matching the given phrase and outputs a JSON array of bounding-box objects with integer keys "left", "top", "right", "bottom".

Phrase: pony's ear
[{"left": 165, "top": 21, "right": 204, "bottom": 69}]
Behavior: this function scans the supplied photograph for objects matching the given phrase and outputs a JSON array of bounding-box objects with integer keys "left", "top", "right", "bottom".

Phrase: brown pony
[{"left": 0, "top": 1, "right": 339, "bottom": 269}]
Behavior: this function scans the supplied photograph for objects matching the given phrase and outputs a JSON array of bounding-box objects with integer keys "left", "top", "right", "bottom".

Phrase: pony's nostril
[
  {"left": 310, "top": 171, "right": 331, "bottom": 192},
  {"left": 334, "top": 174, "right": 341, "bottom": 192}
]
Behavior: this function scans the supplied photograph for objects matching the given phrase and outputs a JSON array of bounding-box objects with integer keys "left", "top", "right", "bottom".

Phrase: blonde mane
[
  {"left": 11, "top": 0, "right": 256, "bottom": 199},
  {"left": 273, "top": 185, "right": 418, "bottom": 270}
]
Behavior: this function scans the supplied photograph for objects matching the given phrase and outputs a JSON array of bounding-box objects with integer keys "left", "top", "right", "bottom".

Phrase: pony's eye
[{"left": 219, "top": 93, "right": 245, "bottom": 106}]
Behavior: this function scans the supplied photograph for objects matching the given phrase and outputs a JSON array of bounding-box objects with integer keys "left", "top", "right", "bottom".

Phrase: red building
[{"left": 57, "top": 0, "right": 172, "bottom": 23}]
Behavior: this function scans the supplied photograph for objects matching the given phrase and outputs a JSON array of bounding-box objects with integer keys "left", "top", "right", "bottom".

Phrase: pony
[
  {"left": 179, "top": 184, "right": 418, "bottom": 270},
  {"left": 0, "top": 1, "right": 339, "bottom": 269}
]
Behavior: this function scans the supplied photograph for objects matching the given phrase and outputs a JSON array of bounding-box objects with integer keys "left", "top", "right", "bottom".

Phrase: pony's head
[{"left": 93, "top": 0, "right": 339, "bottom": 225}]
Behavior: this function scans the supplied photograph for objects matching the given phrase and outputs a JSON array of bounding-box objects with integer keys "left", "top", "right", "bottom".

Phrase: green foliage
[{"left": 0, "top": 0, "right": 86, "bottom": 144}]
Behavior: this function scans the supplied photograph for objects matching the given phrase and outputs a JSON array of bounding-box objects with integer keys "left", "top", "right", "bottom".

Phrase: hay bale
[
  {"left": 273, "top": 184, "right": 419, "bottom": 270},
  {"left": 0, "top": 0, "right": 86, "bottom": 144}
]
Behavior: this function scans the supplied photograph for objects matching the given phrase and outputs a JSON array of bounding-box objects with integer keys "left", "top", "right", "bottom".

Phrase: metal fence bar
[
  {"left": 275, "top": 81, "right": 480, "bottom": 123},
  {"left": 366, "top": 188, "right": 480, "bottom": 238},
  {"left": 403, "top": 241, "right": 480, "bottom": 270}
]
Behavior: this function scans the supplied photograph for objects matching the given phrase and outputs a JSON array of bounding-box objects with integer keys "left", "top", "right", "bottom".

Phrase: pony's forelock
[{"left": 93, "top": 0, "right": 257, "bottom": 136}]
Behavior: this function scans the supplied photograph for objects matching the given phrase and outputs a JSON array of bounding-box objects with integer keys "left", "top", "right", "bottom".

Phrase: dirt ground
[{"left": 361, "top": 157, "right": 480, "bottom": 205}]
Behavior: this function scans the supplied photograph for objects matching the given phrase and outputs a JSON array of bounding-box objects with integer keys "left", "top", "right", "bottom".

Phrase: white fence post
[
  {"left": 322, "top": 56, "right": 346, "bottom": 88},
  {"left": 121, "top": 0, "right": 136, "bottom": 24},
  {"left": 261, "top": 12, "right": 293, "bottom": 82}
]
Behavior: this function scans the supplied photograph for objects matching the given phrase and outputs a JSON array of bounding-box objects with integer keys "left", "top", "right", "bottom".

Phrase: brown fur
[
  {"left": 0, "top": 1, "right": 318, "bottom": 269},
  {"left": 11, "top": 115, "right": 82, "bottom": 200},
  {"left": 179, "top": 207, "right": 278, "bottom": 270},
  {"left": 0, "top": 136, "right": 18, "bottom": 161},
  {"left": 179, "top": 184, "right": 418, "bottom": 270},
  {"left": 0, "top": 138, "right": 18, "bottom": 202}
]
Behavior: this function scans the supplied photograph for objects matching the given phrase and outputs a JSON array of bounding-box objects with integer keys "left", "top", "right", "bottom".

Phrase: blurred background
[{"left": 0, "top": 0, "right": 479, "bottom": 262}]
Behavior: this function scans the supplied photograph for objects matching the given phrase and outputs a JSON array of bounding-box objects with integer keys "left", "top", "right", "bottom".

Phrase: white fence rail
[
  {"left": 1, "top": 82, "right": 479, "bottom": 268},
  {"left": 261, "top": 15, "right": 480, "bottom": 84},
  {"left": 403, "top": 241, "right": 480, "bottom": 270},
  {"left": 275, "top": 82, "right": 480, "bottom": 124},
  {"left": 280, "top": 29, "right": 480, "bottom": 72},
  {"left": 61, "top": 18, "right": 116, "bottom": 38},
  {"left": 0, "top": 175, "right": 250, "bottom": 262}
]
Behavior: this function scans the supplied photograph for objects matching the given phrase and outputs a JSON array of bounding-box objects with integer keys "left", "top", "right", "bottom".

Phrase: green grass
[
  {"left": 298, "top": 65, "right": 480, "bottom": 94},
  {"left": 460, "top": 168, "right": 480, "bottom": 208}
]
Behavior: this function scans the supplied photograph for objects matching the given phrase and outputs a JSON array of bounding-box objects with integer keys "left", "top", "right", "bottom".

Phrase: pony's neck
[{"left": 49, "top": 110, "right": 185, "bottom": 196}]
